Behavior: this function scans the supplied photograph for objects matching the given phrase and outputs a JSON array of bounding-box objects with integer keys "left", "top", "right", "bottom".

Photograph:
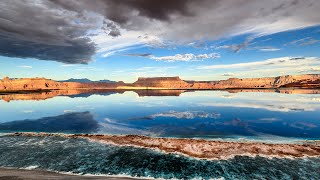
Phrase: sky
[{"left": 0, "top": 0, "right": 320, "bottom": 83}]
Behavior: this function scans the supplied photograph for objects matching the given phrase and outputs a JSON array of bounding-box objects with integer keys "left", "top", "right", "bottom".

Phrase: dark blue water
[{"left": 0, "top": 136, "right": 319, "bottom": 180}]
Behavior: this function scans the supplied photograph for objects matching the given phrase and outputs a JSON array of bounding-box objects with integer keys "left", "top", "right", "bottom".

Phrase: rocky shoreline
[{"left": 11, "top": 132, "right": 320, "bottom": 160}]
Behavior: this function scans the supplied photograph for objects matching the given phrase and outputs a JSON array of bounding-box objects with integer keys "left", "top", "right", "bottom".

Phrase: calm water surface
[
  {"left": 1, "top": 90, "right": 320, "bottom": 140},
  {"left": 0, "top": 90, "right": 320, "bottom": 179}
]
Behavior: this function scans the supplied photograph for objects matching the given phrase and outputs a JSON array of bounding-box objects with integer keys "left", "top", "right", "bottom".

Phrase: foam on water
[
  {"left": 24, "top": 165, "right": 39, "bottom": 170},
  {"left": 0, "top": 135, "right": 319, "bottom": 180}
]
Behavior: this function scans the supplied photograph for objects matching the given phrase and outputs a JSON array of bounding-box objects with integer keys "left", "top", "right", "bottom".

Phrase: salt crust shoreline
[{"left": 9, "top": 132, "right": 320, "bottom": 160}]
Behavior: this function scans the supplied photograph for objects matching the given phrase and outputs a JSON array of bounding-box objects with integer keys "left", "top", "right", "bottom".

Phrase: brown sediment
[{"left": 11, "top": 132, "right": 320, "bottom": 160}]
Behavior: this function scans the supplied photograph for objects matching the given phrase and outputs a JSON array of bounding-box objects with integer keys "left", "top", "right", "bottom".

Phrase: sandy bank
[{"left": 0, "top": 168, "right": 146, "bottom": 180}]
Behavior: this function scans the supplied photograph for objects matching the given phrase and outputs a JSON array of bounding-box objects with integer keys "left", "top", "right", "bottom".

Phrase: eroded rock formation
[
  {"left": 0, "top": 77, "right": 125, "bottom": 91},
  {"left": 210, "top": 74, "right": 320, "bottom": 89},
  {"left": 133, "top": 74, "right": 320, "bottom": 89},
  {"left": 1, "top": 74, "right": 320, "bottom": 91},
  {"left": 133, "top": 77, "right": 190, "bottom": 88}
]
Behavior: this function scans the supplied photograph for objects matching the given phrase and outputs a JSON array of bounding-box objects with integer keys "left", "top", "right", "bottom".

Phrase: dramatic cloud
[
  {"left": 51, "top": 0, "right": 320, "bottom": 42},
  {"left": 0, "top": 0, "right": 98, "bottom": 64},
  {"left": 0, "top": 0, "right": 320, "bottom": 63},
  {"left": 103, "top": 21, "right": 121, "bottom": 37}
]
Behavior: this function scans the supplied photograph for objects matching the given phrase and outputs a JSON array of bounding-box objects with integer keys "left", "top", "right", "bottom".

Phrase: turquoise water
[{"left": 0, "top": 136, "right": 319, "bottom": 180}]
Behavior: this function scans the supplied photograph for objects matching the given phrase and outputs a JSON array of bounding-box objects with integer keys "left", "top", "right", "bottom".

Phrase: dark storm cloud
[
  {"left": 0, "top": 0, "right": 320, "bottom": 63},
  {"left": 0, "top": 34, "right": 95, "bottom": 64},
  {"left": 0, "top": 0, "right": 193, "bottom": 63},
  {"left": 51, "top": 0, "right": 195, "bottom": 35},
  {"left": 103, "top": 21, "right": 121, "bottom": 37},
  {"left": 51, "top": 0, "right": 193, "bottom": 23},
  {"left": 0, "top": 0, "right": 98, "bottom": 64},
  {"left": 103, "top": 0, "right": 193, "bottom": 23}
]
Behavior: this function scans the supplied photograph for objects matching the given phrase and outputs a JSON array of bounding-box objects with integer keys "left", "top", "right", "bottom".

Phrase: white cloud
[
  {"left": 288, "top": 37, "right": 320, "bottom": 46},
  {"left": 221, "top": 73, "right": 235, "bottom": 76},
  {"left": 18, "top": 65, "right": 32, "bottom": 68},
  {"left": 197, "top": 56, "right": 320, "bottom": 79},
  {"left": 199, "top": 56, "right": 318, "bottom": 70},
  {"left": 311, "top": 67, "right": 320, "bottom": 71},
  {"left": 92, "top": 29, "right": 146, "bottom": 57},
  {"left": 61, "top": 64, "right": 77, "bottom": 67},
  {"left": 300, "top": 39, "right": 320, "bottom": 46},
  {"left": 259, "top": 47, "right": 281, "bottom": 51},
  {"left": 150, "top": 53, "right": 220, "bottom": 62}
]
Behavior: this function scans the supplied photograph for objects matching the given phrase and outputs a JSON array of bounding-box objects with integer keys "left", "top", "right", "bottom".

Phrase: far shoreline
[{"left": 1, "top": 87, "right": 320, "bottom": 93}]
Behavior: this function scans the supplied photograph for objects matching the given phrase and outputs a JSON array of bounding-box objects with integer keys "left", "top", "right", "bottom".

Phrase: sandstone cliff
[
  {"left": 131, "top": 74, "right": 320, "bottom": 89},
  {"left": 0, "top": 77, "right": 124, "bottom": 91},
  {"left": 133, "top": 77, "right": 190, "bottom": 88},
  {"left": 1, "top": 74, "right": 320, "bottom": 91},
  {"left": 209, "top": 74, "right": 320, "bottom": 89}
]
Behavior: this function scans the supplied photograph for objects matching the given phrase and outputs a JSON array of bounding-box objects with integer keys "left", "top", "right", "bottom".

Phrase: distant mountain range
[{"left": 59, "top": 78, "right": 116, "bottom": 83}]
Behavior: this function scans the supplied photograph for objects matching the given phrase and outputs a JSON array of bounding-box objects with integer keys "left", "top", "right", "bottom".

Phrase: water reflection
[
  {"left": 1, "top": 89, "right": 319, "bottom": 102},
  {"left": 0, "top": 89, "right": 320, "bottom": 139},
  {"left": 0, "top": 112, "right": 99, "bottom": 133},
  {"left": 0, "top": 89, "right": 185, "bottom": 102}
]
